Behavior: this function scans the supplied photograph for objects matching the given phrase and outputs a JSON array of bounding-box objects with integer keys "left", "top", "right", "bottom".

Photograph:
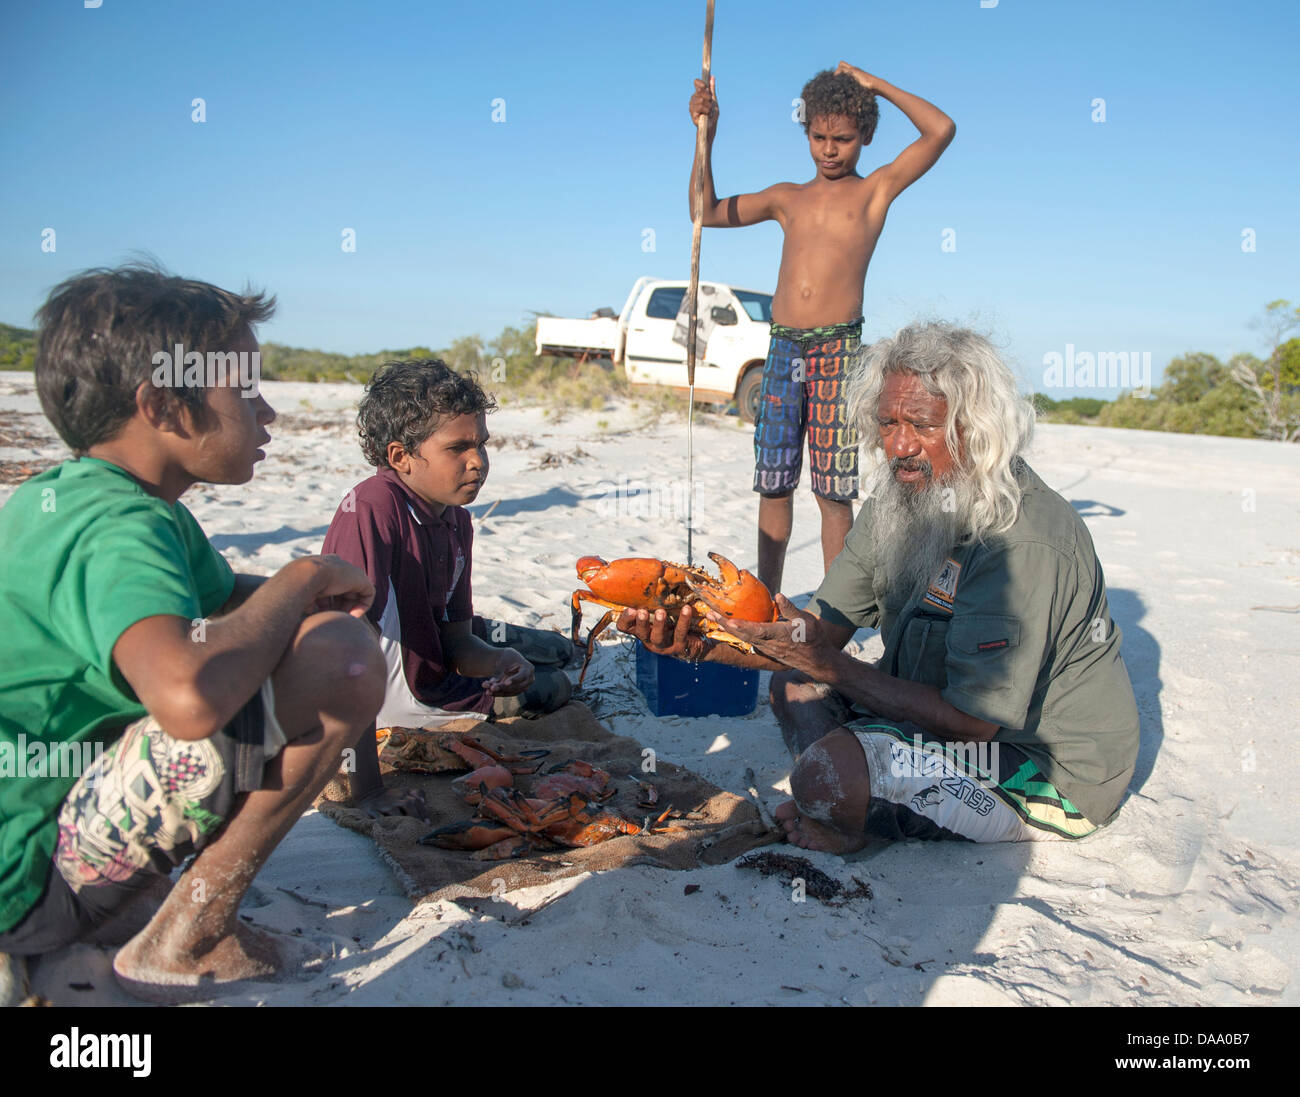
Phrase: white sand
[{"left": 2, "top": 376, "right": 1297, "bottom": 1006}]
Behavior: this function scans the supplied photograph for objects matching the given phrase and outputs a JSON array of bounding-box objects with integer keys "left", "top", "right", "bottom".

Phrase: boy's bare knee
[
  {"left": 286, "top": 612, "right": 385, "bottom": 722},
  {"left": 294, "top": 611, "right": 380, "bottom": 668}
]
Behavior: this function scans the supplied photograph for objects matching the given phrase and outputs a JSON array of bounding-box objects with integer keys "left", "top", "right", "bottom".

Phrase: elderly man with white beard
[{"left": 618, "top": 322, "right": 1140, "bottom": 851}]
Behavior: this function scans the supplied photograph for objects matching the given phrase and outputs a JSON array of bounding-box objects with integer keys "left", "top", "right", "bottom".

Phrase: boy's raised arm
[
  {"left": 689, "top": 76, "right": 784, "bottom": 228},
  {"left": 836, "top": 62, "right": 955, "bottom": 203}
]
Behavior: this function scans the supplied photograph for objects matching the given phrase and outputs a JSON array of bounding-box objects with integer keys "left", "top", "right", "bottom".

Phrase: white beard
[{"left": 865, "top": 459, "right": 976, "bottom": 599}]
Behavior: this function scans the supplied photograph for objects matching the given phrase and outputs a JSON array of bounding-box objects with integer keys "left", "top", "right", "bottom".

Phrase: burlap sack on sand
[{"left": 315, "top": 702, "right": 777, "bottom": 903}]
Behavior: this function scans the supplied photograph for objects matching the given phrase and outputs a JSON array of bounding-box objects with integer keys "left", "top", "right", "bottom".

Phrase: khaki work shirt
[{"left": 809, "top": 459, "right": 1139, "bottom": 825}]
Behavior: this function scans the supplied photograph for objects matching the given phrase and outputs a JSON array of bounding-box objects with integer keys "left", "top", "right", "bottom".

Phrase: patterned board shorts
[
  {"left": 849, "top": 720, "right": 1097, "bottom": 843},
  {"left": 0, "top": 681, "right": 284, "bottom": 955},
  {"left": 753, "top": 319, "right": 861, "bottom": 502}
]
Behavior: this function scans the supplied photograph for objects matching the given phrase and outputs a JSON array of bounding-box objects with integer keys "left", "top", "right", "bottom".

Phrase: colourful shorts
[
  {"left": 752, "top": 319, "right": 861, "bottom": 501},
  {"left": 0, "top": 681, "right": 284, "bottom": 956},
  {"left": 849, "top": 720, "right": 1097, "bottom": 843}
]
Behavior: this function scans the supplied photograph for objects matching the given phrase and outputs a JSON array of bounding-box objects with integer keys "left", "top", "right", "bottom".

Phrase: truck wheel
[{"left": 737, "top": 366, "right": 763, "bottom": 424}]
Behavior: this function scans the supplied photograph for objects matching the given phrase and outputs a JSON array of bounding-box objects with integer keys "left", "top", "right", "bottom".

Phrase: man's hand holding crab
[{"left": 701, "top": 594, "right": 841, "bottom": 678}]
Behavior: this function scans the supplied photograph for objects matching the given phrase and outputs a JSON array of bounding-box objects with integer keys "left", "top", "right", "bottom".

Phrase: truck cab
[{"left": 536, "top": 277, "right": 773, "bottom": 422}]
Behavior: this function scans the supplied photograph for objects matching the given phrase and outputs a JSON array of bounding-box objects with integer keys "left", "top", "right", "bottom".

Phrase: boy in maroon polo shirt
[{"left": 323, "top": 359, "right": 572, "bottom": 813}]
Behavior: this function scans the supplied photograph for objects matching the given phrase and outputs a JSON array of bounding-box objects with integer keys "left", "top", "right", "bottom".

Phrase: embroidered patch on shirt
[{"left": 922, "top": 557, "right": 961, "bottom": 614}]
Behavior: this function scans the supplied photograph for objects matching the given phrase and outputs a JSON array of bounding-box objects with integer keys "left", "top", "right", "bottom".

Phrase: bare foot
[
  {"left": 774, "top": 799, "right": 868, "bottom": 855},
  {"left": 113, "top": 920, "right": 325, "bottom": 1004}
]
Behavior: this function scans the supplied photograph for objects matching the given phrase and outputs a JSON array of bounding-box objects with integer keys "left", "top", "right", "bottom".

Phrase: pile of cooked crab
[
  {"left": 375, "top": 727, "right": 677, "bottom": 861},
  {"left": 372, "top": 552, "right": 779, "bottom": 863}
]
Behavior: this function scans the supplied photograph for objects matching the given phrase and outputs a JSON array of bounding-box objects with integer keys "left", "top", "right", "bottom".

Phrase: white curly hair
[{"left": 845, "top": 322, "right": 1035, "bottom": 539}]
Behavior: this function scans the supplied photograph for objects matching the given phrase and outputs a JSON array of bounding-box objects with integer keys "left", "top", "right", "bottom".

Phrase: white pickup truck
[{"left": 535, "top": 276, "right": 773, "bottom": 422}]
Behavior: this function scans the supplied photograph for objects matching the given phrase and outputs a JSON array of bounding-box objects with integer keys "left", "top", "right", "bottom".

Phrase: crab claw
[
  {"left": 452, "top": 764, "right": 514, "bottom": 803},
  {"left": 576, "top": 556, "right": 608, "bottom": 583},
  {"left": 685, "top": 553, "right": 778, "bottom": 623},
  {"left": 419, "top": 819, "right": 518, "bottom": 851}
]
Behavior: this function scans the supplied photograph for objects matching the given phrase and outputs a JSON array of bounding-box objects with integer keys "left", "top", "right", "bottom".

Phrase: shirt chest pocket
[
  {"left": 947, "top": 614, "right": 1023, "bottom": 693},
  {"left": 897, "top": 615, "right": 952, "bottom": 688}
]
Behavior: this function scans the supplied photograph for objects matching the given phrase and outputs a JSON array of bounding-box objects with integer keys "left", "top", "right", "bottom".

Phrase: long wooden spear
[{"left": 685, "top": 0, "right": 714, "bottom": 568}]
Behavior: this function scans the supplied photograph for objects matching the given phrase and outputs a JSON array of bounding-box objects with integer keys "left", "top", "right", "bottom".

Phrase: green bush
[
  {"left": 1097, "top": 384, "right": 1256, "bottom": 438},
  {"left": 0, "top": 323, "right": 36, "bottom": 371},
  {"left": 1056, "top": 397, "right": 1106, "bottom": 418},
  {"left": 1033, "top": 394, "right": 1104, "bottom": 424},
  {"left": 1098, "top": 395, "right": 1160, "bottom": 431}
]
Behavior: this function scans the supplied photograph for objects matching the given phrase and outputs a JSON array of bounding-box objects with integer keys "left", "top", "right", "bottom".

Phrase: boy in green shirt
[{"left": 0, "top": 263, "right": 404, "bottom": 1002}]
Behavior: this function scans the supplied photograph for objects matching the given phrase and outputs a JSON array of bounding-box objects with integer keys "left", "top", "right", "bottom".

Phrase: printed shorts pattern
[
  {"left": 850, "top": 721, "right": 1097, "bottom": 843},
  {"left": 753, "top": 322, "right": 860, "bottom": 501},
  {"left": 53, "top": 688, "right": 269, "bottom": 894}
]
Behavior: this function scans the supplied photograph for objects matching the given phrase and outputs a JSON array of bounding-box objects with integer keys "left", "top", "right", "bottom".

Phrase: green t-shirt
[
  {"left": 0, "top": 457, "right": 234, "bottom": 933},
  {"left": 810, "top": 459, "right": 1139, "bottom": 825}
]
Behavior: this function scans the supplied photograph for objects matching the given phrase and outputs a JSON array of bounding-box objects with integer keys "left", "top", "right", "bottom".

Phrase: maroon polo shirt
[{"left": 322, "top": 469, "right": 491, "bottom": 715}]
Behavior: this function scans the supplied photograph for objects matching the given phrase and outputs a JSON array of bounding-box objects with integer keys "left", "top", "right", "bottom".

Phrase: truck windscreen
[{"left": 733, "top": 291, "right": 772, "bottom": 323}]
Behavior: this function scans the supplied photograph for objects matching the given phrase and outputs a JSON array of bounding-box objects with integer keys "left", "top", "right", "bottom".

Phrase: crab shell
[
  {"left": 574, "top": 556, "right": 697, "bottom": 613},
  {"left": 682, "top": 552, "right": 779, "bottom": 624},
  {"left": 570, "top": 552, "right": 778, "bottom": 686},
  {"left": 375, "top": 728, "right": 549, "bottom": 776},
  {"left": 575, "top": 552, "right": 777, "bottom": 626}
]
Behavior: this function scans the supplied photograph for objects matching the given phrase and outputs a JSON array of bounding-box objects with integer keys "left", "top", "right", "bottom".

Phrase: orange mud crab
[
  {"left": 421, "top": 787, "right": 673, "bottom": 861},
  {"left": 570, "top": 551, "right": 778, "bottom": 684},
  {"left": 420, "top": 764, "right": 676, "bottom": 861},
  {"left": 382, "top": 732, "right": 679, "bottom": 862}
]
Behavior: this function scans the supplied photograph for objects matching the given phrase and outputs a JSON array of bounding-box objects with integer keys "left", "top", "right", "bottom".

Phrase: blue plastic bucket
[{"left": 634, "top": 640, "right": 760, "bottom": 717}]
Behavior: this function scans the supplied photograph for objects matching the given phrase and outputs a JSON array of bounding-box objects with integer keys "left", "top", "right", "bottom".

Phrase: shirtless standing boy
[{"left": 690, "top": 62, "right": 955, "bottom": 592}]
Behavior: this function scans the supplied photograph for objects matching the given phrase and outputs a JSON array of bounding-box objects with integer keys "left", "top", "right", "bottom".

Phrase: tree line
[
  {"left": 1066, "top": 301, "right": 1299, "bottom": 443},
  {"left": 3, "top": 302, "right": 1296, "bottom": 441}
]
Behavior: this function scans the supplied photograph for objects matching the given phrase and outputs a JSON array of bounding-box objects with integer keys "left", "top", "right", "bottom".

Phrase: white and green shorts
[{"left": 849, "top": 721, "right": 1097, "bottom": 843}]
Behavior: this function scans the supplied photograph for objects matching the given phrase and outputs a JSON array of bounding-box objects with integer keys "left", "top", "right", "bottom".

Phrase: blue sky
[{"left": 1, "top": 0, "right": 1296, "bottom": 397}]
